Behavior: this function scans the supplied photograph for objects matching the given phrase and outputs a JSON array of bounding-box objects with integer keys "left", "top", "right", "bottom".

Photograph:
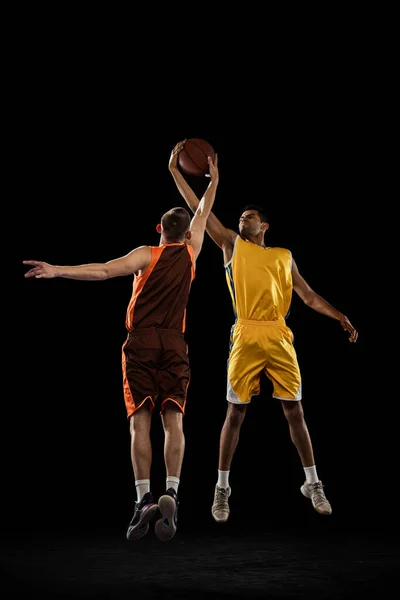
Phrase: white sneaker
[
  {"left": 301, "top": 480, "right": 332, "bottom": 515},
  {"left": 211, "top": 485, "right": 231, "bottom": 523}
]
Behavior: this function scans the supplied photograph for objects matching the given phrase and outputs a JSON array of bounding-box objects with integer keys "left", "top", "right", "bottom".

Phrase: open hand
[
  {"left": 205, "top": 153, "right": 219, "bottom": 183},
  {"left": 208, "top": 153, "right": 219, "bottom": 182},
  {"left": 169, "top": 140, "right": 187, "bottom": 171},
  {"left": 23, "top": 260, "right": 57, "bottom": 279}
]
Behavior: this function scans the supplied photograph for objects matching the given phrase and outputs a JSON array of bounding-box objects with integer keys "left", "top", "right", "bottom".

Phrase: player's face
[{"left": 239, "top": 211, "right": 263, "bottom": 236}]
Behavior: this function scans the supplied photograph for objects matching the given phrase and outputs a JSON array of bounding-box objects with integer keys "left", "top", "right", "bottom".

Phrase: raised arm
[
  {"left": 23, "top": 245, "right": 152, "bottom": 281},
  {"left": 169, "top": 141, "right": 236, "bottom": 251},
  {"left": 291, "top": 257, "right": 358, "bottom": 342},
  {"left": 186, "top": 154, "right": 219, "bottom": 260}
]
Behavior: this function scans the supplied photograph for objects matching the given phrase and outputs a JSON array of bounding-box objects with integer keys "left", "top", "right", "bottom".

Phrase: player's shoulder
[
  {"left": 269, "top": 247, "right": 293, "bottom": 261},
  {"left": 269, "top": 246, "right": 291, "bottom": 255},
  {"left": 137, "top": 244, "right": 153, "bottom": 255},
  {"left": 138, "top": 244, "right": 157, "bottom": 259}
]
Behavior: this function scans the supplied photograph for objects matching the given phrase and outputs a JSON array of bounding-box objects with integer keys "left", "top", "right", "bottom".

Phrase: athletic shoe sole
[
  {"left": 126, "top": 504, "right": 159, "bottom": 541},
  {"left": 155, "top": 495, "right": 177, "bottom": 542}
]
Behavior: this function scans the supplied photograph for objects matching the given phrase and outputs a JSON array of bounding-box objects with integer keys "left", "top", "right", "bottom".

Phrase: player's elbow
[
  {"left": 97, "top": 271, "right": 109, "bottom": 280},
  {"left": 193, "top": 206, "right": 209, "bottom": 223},
  {"left": 303, "top": 291, "right": 317, "bottom": 307},
  {"left": 100, "top": 265, "right": 115, "bottom": 280}
]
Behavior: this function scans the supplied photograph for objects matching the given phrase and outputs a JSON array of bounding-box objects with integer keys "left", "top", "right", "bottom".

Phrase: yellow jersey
[{"left": 225, "top": 236, "right": 293, "bottom": 321}]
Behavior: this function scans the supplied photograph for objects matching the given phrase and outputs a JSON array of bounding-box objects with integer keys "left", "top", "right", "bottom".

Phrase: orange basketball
[{"left": 178, "top": 138, "right": 215, "bottom": 177}]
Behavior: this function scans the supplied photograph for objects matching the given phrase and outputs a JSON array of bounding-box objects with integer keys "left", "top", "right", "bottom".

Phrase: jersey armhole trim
[{"left": 224, "top": 235, "right": 239, "bottom": 268}]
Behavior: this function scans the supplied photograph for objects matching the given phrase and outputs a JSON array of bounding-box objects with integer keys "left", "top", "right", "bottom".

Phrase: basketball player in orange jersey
[
  {"left": 169, "top": 149, "right": 358, "bottom": 523},
  {"left": 23, "top": 141, "right": 219, "bottom": 542}
]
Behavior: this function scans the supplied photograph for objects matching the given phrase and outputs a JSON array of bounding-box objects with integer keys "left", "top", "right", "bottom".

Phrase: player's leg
[
  {"left": 126, "top": 405, "right": 160, "bottom": 540},
  {"left": 280, "top": 399, "right": 315, "bottom": 466},
  {"left": 154, "top": 330, "right": 188, "bottom": 541},
  {"left": 122, "top": 330, "right": 160, "bottom": 540},
  {"left": 155, "top": 402, "right": 184, "bottom": 542},
  {"left": 267, "top": 324, "right": 332, "bottom": 516},
  {"left": 161, "top": 402, "right": 185, "bottom": 482},
  {"left": 129, "top": 404, "right": 153, "bottom": 484},
  {"left": 280, "top": 400, "right": 331, "bottom": 515},
  {"left": 212, "top": 321, "right": 260, "bottom": 523},
  {"left": 212, "top": 402, "right": 247, "bottom": 523},
  {"left": 218, "top": 402, "right": 248, "bottom": 472}
]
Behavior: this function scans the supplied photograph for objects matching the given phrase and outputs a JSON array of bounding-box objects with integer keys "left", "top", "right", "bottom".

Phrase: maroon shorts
[{"left": 122, "top": 328, "right": 190, "bottom": 418}]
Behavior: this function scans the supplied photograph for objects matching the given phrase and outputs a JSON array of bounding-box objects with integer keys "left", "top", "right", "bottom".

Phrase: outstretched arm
[
  {"left": 187, "top": 154, "right": 219, "bottom": 260},
  {"left": 292, "top": 258, "right": 358, "bottom": 342},
  {"left": 23, "top": 245, "right": 152, "bottom": 281},
  {"left": 169, "top": 141, "right": 236, "bottom": 250}
]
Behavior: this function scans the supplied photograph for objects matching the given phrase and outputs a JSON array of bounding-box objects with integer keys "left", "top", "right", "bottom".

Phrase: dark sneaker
[
  {"left": 301, "top": 480, "right": 332, "bottom": 515},
  {"left": 155, "top": 488, "right": 179, "bottom": 542},
  {"left": 126, "top": 492, "right": 159, "bottom": 541}
]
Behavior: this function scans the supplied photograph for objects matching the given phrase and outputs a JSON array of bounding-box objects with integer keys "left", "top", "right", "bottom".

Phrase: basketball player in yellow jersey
[{"left": 169, "top": 152, "right": 358, "bottom": 521}]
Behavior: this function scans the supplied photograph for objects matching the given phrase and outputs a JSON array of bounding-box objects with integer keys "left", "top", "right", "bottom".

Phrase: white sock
[
  {"left": 304, "top": 465, "right": 319, "bottom": 484},
  {"left": 135, "top": 479, "right": 150, "bottom": 502},
  {"left": 166, "top": 476, "right": 180, "bottom": 493},
  {"left": 217, "top": 470, "right": 230, "bottom": 489}
]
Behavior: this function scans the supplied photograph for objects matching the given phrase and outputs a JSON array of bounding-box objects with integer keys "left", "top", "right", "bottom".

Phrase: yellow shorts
[{"left": 227, "top": 319, "right": 302, "bottom": 403}]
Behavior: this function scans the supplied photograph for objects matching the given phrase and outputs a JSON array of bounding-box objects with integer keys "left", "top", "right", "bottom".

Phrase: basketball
[{"left": 178, "top": 138, "right": 215, "bottom": 177}]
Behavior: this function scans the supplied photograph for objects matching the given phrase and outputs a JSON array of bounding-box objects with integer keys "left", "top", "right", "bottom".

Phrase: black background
[
  {"left": 8, "top": 24, "right": 389, "bottom": 543},
  {"left": 4, "top": 12, "right": 398, "bottom": 599},
  {"left": 14, "top": 126, "right": 382, "bottom": 536}
]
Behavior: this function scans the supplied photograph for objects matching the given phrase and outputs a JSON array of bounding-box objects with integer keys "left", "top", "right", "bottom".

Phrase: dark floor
[{"left": 2, "top": 513, "right": 398, "bottom": 599}]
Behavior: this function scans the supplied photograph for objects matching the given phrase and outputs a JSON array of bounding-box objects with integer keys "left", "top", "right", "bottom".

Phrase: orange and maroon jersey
[{"left": 125, "top": 243, "right": 195, "bottom": 333}]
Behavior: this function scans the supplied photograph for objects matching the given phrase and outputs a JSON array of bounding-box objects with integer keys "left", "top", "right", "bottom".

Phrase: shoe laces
[
  {"left": 214, "top": 487, "right": 229, "bottom": 509},
  {"left": 311, "top": 481, "right": 328, "bottom": 505}
]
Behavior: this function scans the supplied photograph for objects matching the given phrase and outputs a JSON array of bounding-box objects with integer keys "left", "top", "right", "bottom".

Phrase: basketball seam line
[{"left": 183, "top": 141, "right": 209, "bottom": 174}]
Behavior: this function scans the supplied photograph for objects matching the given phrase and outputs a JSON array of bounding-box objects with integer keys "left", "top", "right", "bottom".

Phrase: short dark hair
[
  {"left": 161, "top": 207, "right": 191, "bottom": 241},
  {"left": 241, "top": 204, "right": 269, "bottom": 223}
]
